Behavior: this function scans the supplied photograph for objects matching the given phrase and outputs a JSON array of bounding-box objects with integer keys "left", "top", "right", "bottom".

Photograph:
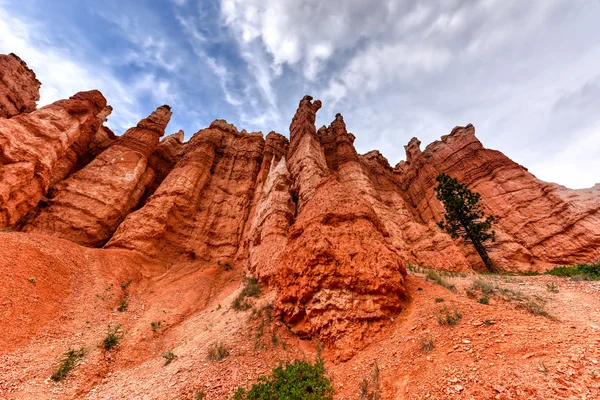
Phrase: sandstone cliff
[
  {"left": 22, "top": 105, "right": 172, "bottom": 246},
  {"left": 0, "top": 53, "right": 40, "bottom": 118},
  {"left": 0, "top": 90, "right": 107, "bottom": 227},
  {"left": 1, "top": 53, "right": 599, "bottom": 360}
]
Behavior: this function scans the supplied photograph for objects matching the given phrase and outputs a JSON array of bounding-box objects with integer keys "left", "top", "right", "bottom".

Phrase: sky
[{"left": 0, "top": 0, "right": 599, "bottom": 189}]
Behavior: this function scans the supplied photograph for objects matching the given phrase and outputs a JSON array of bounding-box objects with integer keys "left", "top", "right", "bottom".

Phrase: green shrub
[
  {"left": 162, "top": 349, "right": 177, "bottom": 365},
  {"left": 426, "top": 270, "right": 456, "bottom": 291},
  {"left": 232, "top": 277, "right": 261, "bottom": 311},
  {"left": 151, "top": 321, "right": 162, "bottom": 333},
  {"left": 121, "top": 280, "right": 133, "bottom": 290},
  {"left": 546, "top": 283, "right": 559, "bottom": 293},
  {"left": 437, "top": 307, "right": 462, "bottom": 326},
  {"left": 103, "top": 324, "right": 123, "bottom": 351},
  {"left": 434, "top": 297, "right": 444, "bottom": 303},
  {"left": 545, "top": 262, "right": 600, "bottom": 281},
  {"left": 208, "top": 342, "right": 229, "bottom": 361},
  {"left": 478, "top": 296, "right": 489, "bottom": 305},
  {"left": 421, "top": 337, "right": 435, "bottom": 352},
  {"left": 117, "top": 299, "right": 128, "bottom": 312},
  {"left": 51, "top": 348, "right": 86, "bottom": 381},
  {"left": 233, "top": 358, "right": 334, "bottom": 400}
]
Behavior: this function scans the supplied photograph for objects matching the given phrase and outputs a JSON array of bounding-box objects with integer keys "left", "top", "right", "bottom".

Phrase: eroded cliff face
[
  {"left": 396, "top": 125, "right": 600, "bottom": 271},
  {"left": 2, "top": 53, "right": 599, "bottom": 360},
  {"left": 0, "top": 53, "right": 40, "bottom": 118},
  {"left": 106, "top": 120, "right": 265, "bottom": 263},
  {"left": 0, "top": 90, "right": 107, "bottom": 227},
  {"left": 22, "top": 105, "right": 172, "bottom": 246}
]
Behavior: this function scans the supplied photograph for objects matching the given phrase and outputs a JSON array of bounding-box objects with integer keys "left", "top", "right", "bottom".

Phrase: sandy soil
[{"left": 1, "top": 232, "right": 599, "bottom": 399}]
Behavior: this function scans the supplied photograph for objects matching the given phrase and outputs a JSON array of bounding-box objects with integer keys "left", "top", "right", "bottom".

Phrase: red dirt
[{"left": 1, "top": 232, "right": 598, "bottom": 399}]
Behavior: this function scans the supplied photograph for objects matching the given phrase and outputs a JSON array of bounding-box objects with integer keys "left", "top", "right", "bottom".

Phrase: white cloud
[
  {"left": 0, "top": 6, "right": 143, "bottom": 131},
  {"left": 218, "top": 0, "right": 600, "bottom": 188}
]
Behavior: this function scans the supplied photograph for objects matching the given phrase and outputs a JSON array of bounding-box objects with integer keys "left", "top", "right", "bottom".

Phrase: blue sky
[{"left": 1, "top": 0, "right": 599, "bottom": 188}]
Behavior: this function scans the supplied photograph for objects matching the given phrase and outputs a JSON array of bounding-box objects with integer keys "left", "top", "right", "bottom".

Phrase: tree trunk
[{"left": 472, "top": 240, "right": 497, "bottom": 273}]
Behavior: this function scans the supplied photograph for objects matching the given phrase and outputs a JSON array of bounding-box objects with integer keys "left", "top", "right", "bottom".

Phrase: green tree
[{"left": 435, "top": 173, "right": 497, "bottom": 272}]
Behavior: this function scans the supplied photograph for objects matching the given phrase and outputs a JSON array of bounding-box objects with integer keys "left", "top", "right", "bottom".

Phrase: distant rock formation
[
  {"left": 0, "top": 53, "right": 40, "bottom": 118},
  {"left": 1, "top": 52, "right": 599, "bottom": 359}
]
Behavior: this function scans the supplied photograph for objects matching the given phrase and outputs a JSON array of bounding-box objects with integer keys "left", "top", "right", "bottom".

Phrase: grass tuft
[
  {"left": 51, "top": 348, "right": 86, "bottom": 381},
  {"left": 162, "top": 349, "right": 177, "bottom": 365},
  {"left": 426, "top": 270, "right": 456, "bottom": 291},
  {"left": 437, "top": 306, "right": 462, "bottom": 326},
  {"left": 117, "top": 299, "right": 128, "bottom": 312},
  {"left": 232, "top": 277, "right": 261, "bottom": 311},
  {"left": 103, "top": 324, "right": 123, "bottom": 351},
  {"left": 208, "top": 342, "right": 230, "bottom": 361},
  {"left": 421, "top": 337, "right": 435, "bottom": 353}
]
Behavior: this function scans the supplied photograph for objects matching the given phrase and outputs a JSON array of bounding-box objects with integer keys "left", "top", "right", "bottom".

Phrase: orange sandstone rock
[
  {"left": 106, "top": 120, "right": 265, "bottom": 262},
  {"left": 0, "top": 53, "right": 40, "bottom": 118},
  {"left": 396, "top": 124, "right": 600, "bottom": 271},
  {"left": 22, "top": 105, "right": 172, "bottom": 246},
  {"left": 0, "top": 90, "right": 106, "bottom": 227}
]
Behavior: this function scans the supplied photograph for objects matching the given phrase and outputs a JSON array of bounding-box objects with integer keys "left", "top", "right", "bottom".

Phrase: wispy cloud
[{"left": 1, "top": 0, "right": 598, "bottom": 188}]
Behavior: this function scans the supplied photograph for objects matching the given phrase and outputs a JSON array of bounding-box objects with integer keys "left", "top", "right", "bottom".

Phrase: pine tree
[{"left": 435, "top": 173, "right": 497, "bottom": 272}]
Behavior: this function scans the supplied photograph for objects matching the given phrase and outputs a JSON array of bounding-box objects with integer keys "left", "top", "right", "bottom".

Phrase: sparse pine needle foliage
[{"left": 435, "top": 173, "right": 498, "bottom": 272}]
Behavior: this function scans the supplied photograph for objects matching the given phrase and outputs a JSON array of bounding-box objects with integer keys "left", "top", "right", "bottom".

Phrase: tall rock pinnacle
[{"left": 22, "top": 105, "right": 172, "bottom": 246}]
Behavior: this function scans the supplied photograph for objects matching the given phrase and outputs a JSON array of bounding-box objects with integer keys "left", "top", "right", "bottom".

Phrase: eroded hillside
[{"left": 1, "top": 53, "right": 599, "bottom": 399}]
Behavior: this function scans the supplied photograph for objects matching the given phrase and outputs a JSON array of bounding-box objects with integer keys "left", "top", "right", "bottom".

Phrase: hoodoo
[{"left": 1, "top": 52, "right": 599, "bottom": 399}]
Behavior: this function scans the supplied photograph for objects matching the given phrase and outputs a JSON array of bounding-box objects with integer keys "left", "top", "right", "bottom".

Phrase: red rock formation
[
  {"left": 396, "top": 124, "right": 600, "bottom": 271},
  {"left": 270, "top": 100, "right": 408, "bottom": 360},
  {"left": 287, "top": 95, "right": 329, "bottom": 211},
  {"left": 106, "top": 121, "right": 265, "bottom": 262},
  {"left": 0, "top": 53, "right": 40, "bottom": 118},
  {"left": 49, "top": 105, "right": 114, "bottom": 186},
  {"left": 246, "top": 137, "right": 293, "bottom": 280},
  {"left": 143, "top": 129, "right": 186, "bottom": 202},
  {"left": 0, "top": 90, "right": 106, "bottom": 227},
  {"left": 2, "top": 54, "right": 599, "bottom": 362},
  {"left": 22, "top": 105, "right": 172, "bottom": 246}
]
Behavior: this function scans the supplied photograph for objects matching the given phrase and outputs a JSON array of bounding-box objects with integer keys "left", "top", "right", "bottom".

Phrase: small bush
[
  {"left": 484, "top": 319, "right": 493, "bottom": 326},
  {"left": 51, "top": 348, "right": 86, "bottom": 381},
  {"left": 195, "top": 391, "right": 206, "bottom": 400},
  {"left": 421, "top": 337, "right": 435, "bottom": 353},
  {"left": 121, "top": 280, "right": 133, "bottom": 290},
  {"left": 162, "top": 349, "right": 177, "bottom": 365},
  {"left": 359, "top": 361, "right": 380, "bottom": 400},
  {"left": 103, "top": 324, "right": 123, "bottom": 351},
  {"left": 117, "top": 299, "right": 128, "bottom": 312},
  {"left": 437, "top": 307, "right": 462, "bottom": 326},
  {"left": 471, "top": 278, "right": 495, "bottom": 295},
  {"left": 434, "top": 297, "right": 444, "bottom": 303},
  {"left": 545, "top": 262, "right": 600, "bottom": 281},
  {"left": 208, "top": 342, "right": 229, "bottom": 361},
  {"left": 233, "top": 358, "right": 334, "bottom": 400},
  {"left": 478, "top": 296, "right": 489, "bottom": 305},
  {"left": 426, "top": 270, "right": 456, "bottom": 291},
  {"left": 517, "top": 300, "right": 557, "bottom": 321},
  {"left": 546, "top": 283, "right": 559, "bottom": 293},
  {"left": 151, "top": 321, "right": 162, "bottom": 332},
  {"left": 232, "top": 277, "right": 261, "bottom": 311}
]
